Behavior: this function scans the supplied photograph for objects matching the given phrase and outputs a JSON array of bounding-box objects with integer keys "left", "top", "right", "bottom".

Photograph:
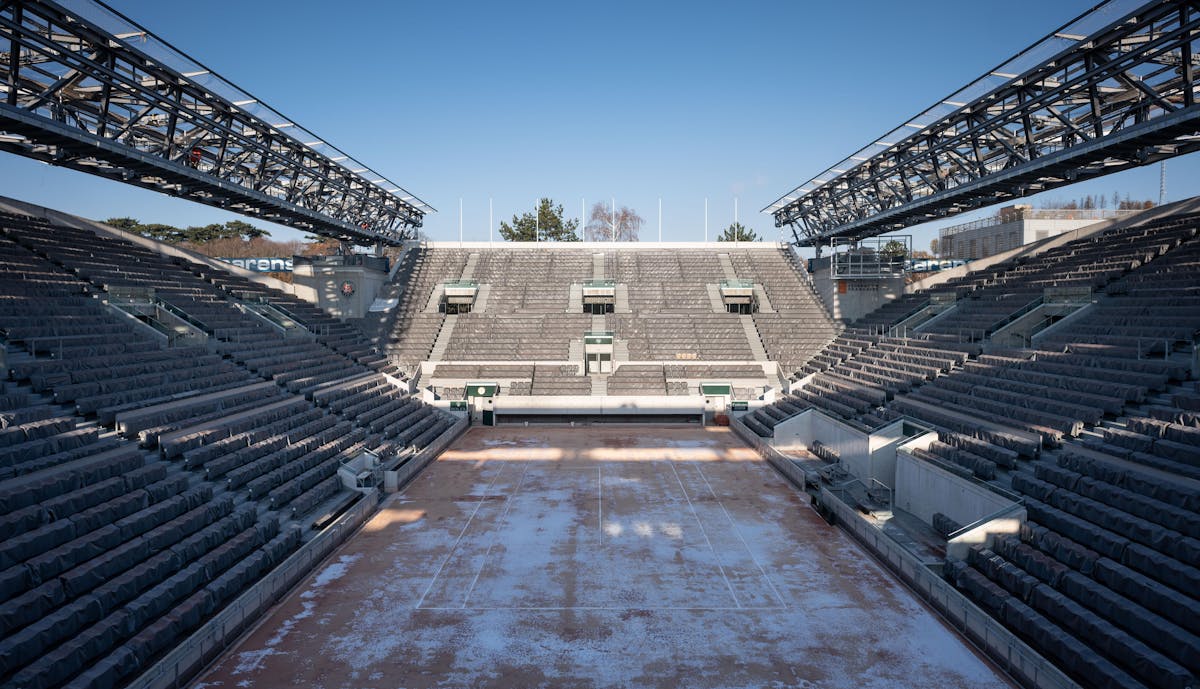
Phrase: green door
[{"left": 482, "top": 409, "right": 494, "bottom": 426}]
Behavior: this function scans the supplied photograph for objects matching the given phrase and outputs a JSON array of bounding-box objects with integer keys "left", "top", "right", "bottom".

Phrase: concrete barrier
[
  {"left": 816, "top": 488, "right": 1078, "bottom": 689},
  {"left": 385, "top": 413, "right": 469, "bottom": 492}
]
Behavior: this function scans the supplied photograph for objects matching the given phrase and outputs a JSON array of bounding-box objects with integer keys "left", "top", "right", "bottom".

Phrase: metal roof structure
[
  {"left": 764, "top": 0, "right": 1200, "bottom": 247},
  {"left": 0, "top": 0, "right": 433, "bottom": 245}
]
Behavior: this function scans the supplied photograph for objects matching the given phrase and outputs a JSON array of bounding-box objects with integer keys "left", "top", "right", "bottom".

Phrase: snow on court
[{"left": 197, "top": 426, "right": 1015, "bottom": 689}]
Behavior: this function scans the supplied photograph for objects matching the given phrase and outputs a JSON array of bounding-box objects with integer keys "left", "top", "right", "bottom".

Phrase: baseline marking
[
  {"left": 459, "top": 459, "right": 532, "bottom": 608},
  {"left": 693, "top": 462, "right": 789, "bottom": 608},
  {"left": 667, "top": 460, "right": 742, "bottom": 609},
  {"left": 417, "top": 605, "right": 783, "bottom": 612},
  {"left": 598, "top": 465, "right": 602, "bottom": 544},
  {"left": 413, "top": 457, "right": 510, "bottom": 609}
]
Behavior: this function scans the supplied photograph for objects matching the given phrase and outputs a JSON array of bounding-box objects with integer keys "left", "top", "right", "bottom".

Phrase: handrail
[
  {"left": 946, "top": 501, "right": 1025, "bottom": 541},
  {"left": 157, "top": 299, "right": 211, "bottom": 334},
  {"left": 986, "top": 295, "right": 1044, "bottom": 335}
]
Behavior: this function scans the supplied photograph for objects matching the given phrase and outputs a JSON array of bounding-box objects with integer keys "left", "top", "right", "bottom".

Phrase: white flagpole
[
  {"left": 658, "top": 197, "right": 662, "bottom": 242},
  {"left": 734, "top": 196, "right": 739, "bottom": 247},
  {"left": 611, "top": 197, "right": 616, "bottom": 243},
  {"left": 459, "top": 198, "right": 463, "bottom": 245},
  {"left": 704, "top": 197, "right": 708, "bottom": 242},
  {"left": 489, "top": 197, "right": 493, "bottom": 245},
  {"left": 535, "top": 199, "right": 539, "bottom": 243}
]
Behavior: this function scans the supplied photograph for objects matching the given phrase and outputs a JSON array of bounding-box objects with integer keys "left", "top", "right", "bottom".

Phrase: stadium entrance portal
[
  {"left": 586, "top": 352, "right": 612, "bottom": 373},
  {"left": 582, "top": 279, "right": 616, "bottom": 314},
  {"left": 442, "top": 280, "right": 478, "bottom": 314},
  {"left": 719, "top": 279, "right": 757, "bottom": 314},
  {"left": 583, "top": 331, "right": 615, "bottom": 373}
]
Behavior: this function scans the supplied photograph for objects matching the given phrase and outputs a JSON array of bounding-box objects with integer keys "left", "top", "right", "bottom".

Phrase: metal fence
[{"left": 128, "top": 494, "right": 379, "bottom": 689}]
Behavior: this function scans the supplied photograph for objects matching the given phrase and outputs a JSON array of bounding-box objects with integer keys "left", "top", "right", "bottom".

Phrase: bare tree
[{"left": 585, "top": 201, "right": 643, "bottom": 241}]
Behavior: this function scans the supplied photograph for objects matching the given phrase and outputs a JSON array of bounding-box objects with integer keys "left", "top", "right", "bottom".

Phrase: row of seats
[{"left": 0, "top": 210, "right": 458, "bottom": 689}]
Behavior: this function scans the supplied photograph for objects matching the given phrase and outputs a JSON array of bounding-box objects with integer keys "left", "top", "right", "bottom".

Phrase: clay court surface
[{"left": 196, "top": 426, "right": 1013, "bottom": 689}]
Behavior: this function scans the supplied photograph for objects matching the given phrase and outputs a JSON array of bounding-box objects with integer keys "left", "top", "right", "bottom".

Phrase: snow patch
[
  {"left": 231, "top": 649, "right": 277, "bottom": 676},
  {"left": 300, "top": 554, "right": 361, "bottom": 599}
]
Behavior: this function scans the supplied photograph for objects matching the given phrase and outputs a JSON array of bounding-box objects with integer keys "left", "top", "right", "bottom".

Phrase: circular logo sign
[{"left": 340, "top": 280, "right": 355, "bottom": 297}]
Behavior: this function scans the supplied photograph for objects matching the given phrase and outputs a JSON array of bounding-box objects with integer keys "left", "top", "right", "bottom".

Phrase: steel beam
[
  {"left": 0, "top": 0, "right": 432, "bottom": 245},
  {"left": 764, "top": 0, "right": 1200, "bottom": 246}
]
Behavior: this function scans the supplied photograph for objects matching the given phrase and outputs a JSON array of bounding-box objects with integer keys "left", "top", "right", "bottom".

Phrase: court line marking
[
  {"left": 460, "top": 460, "right": 532, "bottom": 608},
  {"left": 692, "top": 462, "right": 789, "bottom": 609},
  {"left": 413, "top": 457, "right": 510, "bottom": 610},
  {"left": 667, "top": 460, "right": 742, "bottom": 609},
  {"left": 416, "top": 605, "right": 784, "bottom": 612},
  {"left": 598, "top": 465, "right": 602, "bottom": 544}
]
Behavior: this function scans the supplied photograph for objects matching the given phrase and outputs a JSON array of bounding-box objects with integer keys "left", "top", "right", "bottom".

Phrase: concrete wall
[
  {"left": 770, "top": 409, "right": 907, "bottom": 487},
  {"left": 893, "top": 450, "right": 1018, "bottom": 527},
  {"left": 813, "top": 488, "right": 1075, "bottom": 689},
  {"left": 423, "top": 240, "right": 786, "bottom": 250},
  {"left": 293, "top": 262, "right": 387, "bottom": 319},
  {"left": 492, "top": 395, "right": 706, "bottom": 416},
  {"left": 811, "top": 259, "right": 906, "bottom": 322}
]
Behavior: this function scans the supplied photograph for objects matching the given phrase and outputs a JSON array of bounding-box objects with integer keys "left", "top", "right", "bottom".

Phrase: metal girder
[
  {"left": 0, "top": 0, "right": 433, "bottom": 245},
  {"left": 764, "top": 0, "right": 1200, "bottom": 247}
]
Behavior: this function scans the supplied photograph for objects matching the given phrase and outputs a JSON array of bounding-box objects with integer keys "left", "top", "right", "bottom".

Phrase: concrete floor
[{"left": 195, "top": 426, "right": 1013, "bottom": 689}]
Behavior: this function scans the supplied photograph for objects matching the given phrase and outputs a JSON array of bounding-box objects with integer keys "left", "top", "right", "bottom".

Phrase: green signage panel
[{"left": 465, "top": 382, "right": 499, "bottom": 397}]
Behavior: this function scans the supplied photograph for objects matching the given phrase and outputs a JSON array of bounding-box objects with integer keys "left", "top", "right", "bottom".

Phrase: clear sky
[{"left": 3, "top": 0, "right": 1194, "bottom": 256}]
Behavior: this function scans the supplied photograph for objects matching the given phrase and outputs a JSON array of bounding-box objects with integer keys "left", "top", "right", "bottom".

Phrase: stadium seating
[{"left": 0, "top": 210, "right": 456, "bottom": 689}]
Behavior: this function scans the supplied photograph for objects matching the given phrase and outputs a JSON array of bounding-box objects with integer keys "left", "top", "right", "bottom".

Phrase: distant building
[{"left": 938, "top": 205, "right": 1138, "bottom": 260}]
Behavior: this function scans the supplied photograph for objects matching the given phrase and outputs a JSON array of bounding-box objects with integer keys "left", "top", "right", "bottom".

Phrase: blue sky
[{"left": 3, "top": 0, "right": 1194, "bottom": 255}]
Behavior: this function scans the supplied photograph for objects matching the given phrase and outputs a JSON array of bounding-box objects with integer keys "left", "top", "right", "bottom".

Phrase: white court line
[
  {"left": 417, "top": 605, "right": 783, "bottom": 612},
  {"left": 693, "top": 462, "right": 789, "bottom": 609},
  {"left": 460, "top": 460, "right": 532, "bottom": 608},
  {"left": 413, "top": 458, "right": 510, "bottom": 610},
  {"left": 667, "top": 460, "right": 742, "bottom": 609},
  {"left": 598, "top": 465, "right": 602, "bottom": 544}
]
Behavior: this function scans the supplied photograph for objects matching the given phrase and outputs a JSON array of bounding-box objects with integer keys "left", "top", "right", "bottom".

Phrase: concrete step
[
  {"left": 614, "top": 283, "right": 631, "bottom": 313},
  {"left": 422, "top": 285, "right": 444, "bottom": 314},
  {"left": 567, "top": 338, "right": 584, "bottom": 363},
  {"left": 460, "top": 252, "right": 480, "bottom": 280},
  {"left": 428, "top": 315, "right": 457, "bottom": 361},
  {"left": 706, "top": 283, "right": 726, "bottom": 313},
  {"left": 568, "top": 283, "right": 584, "bottom": 313},
  {"left": 753, "top": 285, "right": 776, "bottom": 313},
  {"left": 718, "top": 253, "right": 739, "bottom": 280},
  {"left": 739, "top": 315, "right": 769, "bottom": 360},
  {"left": 591, "top": 375, "right": 607, "bottom": 396},
  {"left": 590, "top": 314, "right": 607, "bottom": 331},
  {"left": 474, "top": 283, "right": 492, "bottom": 313},
  {"left": 613, "top": 340, "right": 630, "bottom": 362}
]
